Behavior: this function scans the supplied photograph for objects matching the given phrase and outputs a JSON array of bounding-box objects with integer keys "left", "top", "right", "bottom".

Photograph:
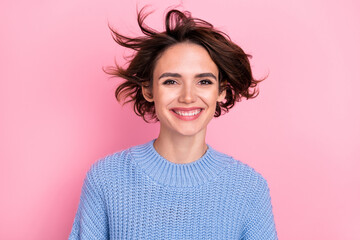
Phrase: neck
[{"left": 154, "top": 128, "right": 208, "bottom": 164}]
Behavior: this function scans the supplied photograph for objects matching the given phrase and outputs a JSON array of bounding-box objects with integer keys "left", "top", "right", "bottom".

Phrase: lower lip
[{"left": 170, "top": 110, "right": 203, "bottom": 121}]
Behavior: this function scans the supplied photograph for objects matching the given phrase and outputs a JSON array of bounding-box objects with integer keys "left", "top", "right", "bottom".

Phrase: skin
[{"left": 142, "top": 42, "right": 226, "bottom": 164}]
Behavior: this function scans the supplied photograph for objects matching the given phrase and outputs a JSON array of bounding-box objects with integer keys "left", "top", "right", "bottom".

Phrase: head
[{"left": 106, "top": 8, "right": 262, "bottom": 122}]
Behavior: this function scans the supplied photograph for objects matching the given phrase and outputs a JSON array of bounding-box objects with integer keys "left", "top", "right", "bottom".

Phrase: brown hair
[{"left": 105, "top": 8, "right": 263, "bottom": 122}]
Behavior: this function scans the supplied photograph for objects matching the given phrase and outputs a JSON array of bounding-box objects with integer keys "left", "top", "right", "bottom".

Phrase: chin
[{"left": 174, "top": 127, "right": 205, "bottom": 137}]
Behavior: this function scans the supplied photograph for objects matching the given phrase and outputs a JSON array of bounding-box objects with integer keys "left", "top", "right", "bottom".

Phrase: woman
[{"left": 69, "top": 8, "right": 278, "bottom": 239}]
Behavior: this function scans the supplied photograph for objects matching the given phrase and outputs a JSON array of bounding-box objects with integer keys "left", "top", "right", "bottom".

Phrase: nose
[{"left": 178, "top": 83, "right": 196, "bottom": 103}]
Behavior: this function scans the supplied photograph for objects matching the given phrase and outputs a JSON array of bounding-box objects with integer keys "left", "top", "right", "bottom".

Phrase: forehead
[{"left": 153, "top": 42, "right": 219, "bottom": 77}]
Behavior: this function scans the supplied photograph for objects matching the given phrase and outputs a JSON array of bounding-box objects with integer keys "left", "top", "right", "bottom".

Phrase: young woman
[{"left": 69, "top": 8, "right": 278, "bottom": 240}]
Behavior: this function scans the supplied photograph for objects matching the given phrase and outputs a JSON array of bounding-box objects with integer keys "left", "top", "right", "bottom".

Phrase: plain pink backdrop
[{"left": 1, "top": 0, "right": 359, "bottom": 239}]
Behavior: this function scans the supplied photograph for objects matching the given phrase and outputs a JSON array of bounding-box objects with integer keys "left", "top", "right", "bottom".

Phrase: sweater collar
[{"left": 130, "top": 139, "right": 232, "bottom": 187}]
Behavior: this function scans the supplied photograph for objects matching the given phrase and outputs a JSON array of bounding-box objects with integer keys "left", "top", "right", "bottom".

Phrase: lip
[
  {"left": 171, "top": 107, "right": 204, "bottom": 111},
  {"left": 170, "top": 107, "right": 204, "bottom": 121}
]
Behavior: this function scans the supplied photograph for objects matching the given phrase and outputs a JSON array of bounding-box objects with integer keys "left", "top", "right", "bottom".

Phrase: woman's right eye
[{"left": 163, "top": 80, "right": 177, "bottom": 85}]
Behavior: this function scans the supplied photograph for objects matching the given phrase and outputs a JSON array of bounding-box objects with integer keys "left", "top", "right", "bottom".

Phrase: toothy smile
[
  {"left": 173, "top": 109, "right": 201, "bottom": 116},
  {"left": 171, "top": 108, "right": 203, "bottom": 116}
]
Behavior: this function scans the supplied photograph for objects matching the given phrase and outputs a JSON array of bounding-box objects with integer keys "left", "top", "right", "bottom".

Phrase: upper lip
[{"left": 171, "top": 107, "right": 203, "bottom": 111}]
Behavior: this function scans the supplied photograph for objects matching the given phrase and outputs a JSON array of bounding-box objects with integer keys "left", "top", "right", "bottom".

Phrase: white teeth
[{"left": 174, "top": 109, "right": 201, "bottom": 116}]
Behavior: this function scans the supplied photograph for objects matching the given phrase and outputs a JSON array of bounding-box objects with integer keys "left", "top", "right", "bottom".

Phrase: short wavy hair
[{"left": 105, "top": 8, "right": 263, "bottom": 122}]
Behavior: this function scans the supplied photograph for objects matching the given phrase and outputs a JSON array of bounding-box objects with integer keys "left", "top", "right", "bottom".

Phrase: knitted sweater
[{"left": 69, "top": 139, "right": 278, "bottom": 239}]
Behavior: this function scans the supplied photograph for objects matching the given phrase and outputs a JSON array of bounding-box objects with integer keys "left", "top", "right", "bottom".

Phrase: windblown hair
[{"left": 105, "top": 8, "right": 263, "bottom": 122}]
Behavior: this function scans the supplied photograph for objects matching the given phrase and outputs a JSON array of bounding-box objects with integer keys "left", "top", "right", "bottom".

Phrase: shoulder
[
  {"left": 220, "top": 154, "right": 272, "bottom": 210},
  {"left": 88, "top": 149, "right": 127, "bottom": 174},
  {"left": 213, "top": 148, "right": 270, "bottom": 194},
  {"left": 84, "top": 144, "right": 140, "bottom": 184},
  {"left": 214, "top": 148, "right": 267, "bottom": 182},
  {"left": 232, "top": 158, "right": 268, "bottom": 187}
]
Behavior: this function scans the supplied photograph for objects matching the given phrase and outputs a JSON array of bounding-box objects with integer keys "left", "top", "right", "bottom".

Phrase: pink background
[{"left": 1, "top": 0, "right": 359, "bottom": 239}]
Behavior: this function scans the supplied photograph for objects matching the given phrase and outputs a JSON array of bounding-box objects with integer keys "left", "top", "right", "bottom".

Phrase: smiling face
[{"left": 142, "top": 42, "right": 226, "bottom": 138}]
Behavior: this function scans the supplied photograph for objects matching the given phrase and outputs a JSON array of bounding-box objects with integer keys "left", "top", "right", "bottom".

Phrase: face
[{"left": 142, "top": 42, "right": 226, "bottom": 138}]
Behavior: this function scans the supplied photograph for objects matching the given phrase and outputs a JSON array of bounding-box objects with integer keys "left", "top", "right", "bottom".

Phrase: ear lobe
[
  {"left": 217, "top": 89, "right": 226, "bottom": 102},
  {"left": 217, "top": 81, "right": 227, "bottom": 102},
  {"left": 142, "top": 86, "right": 154, "bottom": 102}
]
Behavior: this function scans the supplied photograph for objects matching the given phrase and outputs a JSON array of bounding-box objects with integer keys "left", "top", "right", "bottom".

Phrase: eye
[
  {"left": 198, "top": 79, "right": 213, "bottom": 85},
  {"left": 162, "top": 79, "right": 177, "bottom": 85}
]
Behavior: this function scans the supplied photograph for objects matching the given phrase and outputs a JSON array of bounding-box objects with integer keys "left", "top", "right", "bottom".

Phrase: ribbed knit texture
[{"left": 69, "top": 139, "right": 278, "bottom": 239}]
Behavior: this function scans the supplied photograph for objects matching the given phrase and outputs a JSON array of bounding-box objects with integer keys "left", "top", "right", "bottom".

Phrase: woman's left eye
[
  {"left": 163, "top": 79, "right": 177, "bottom": 85},
  {"left": 199, "top": 79, "right": 213, "bottom": 85}
]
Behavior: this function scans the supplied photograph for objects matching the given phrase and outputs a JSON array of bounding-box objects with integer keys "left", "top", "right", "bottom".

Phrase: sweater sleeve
[
  {"left": 68, "top": 163, "right": 109, "bottom": 240},
  {"left": 241, "top": 175, "right": 278, "bottom": 240}
]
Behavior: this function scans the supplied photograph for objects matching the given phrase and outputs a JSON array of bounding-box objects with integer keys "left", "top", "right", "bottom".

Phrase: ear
[
  {"left": 142, "top": 85, "right": 154, "bottom": 102},
  {"left": 217, "top": 89, "right": 226, "bottom": 102},
  {"left": 217, "top": 81, "right": 227, "bottom": 102}
]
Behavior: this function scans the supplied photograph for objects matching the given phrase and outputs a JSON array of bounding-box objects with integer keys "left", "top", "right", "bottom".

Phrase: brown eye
[
  {"left": 199, "top": 79, "right": 213, "bottom": 85},
  {"left": 163, "top": 80, "right": 177, "bottom": 85}
]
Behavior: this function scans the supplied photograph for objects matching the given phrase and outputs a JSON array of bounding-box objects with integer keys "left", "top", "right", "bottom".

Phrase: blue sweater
[{"left": 69, "top": 139, "right": 278, "bottom": 239}]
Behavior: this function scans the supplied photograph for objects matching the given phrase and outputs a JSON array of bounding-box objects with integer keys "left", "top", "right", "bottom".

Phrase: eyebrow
[
  {"left": 158, "top": 72, "right": 217, "bottom": 80},
  {"left": 158, "top": 72, "right": 181, "bottom": 79},
  {"left": 195, "top": 73, "right": 217, "bottom": 80}
]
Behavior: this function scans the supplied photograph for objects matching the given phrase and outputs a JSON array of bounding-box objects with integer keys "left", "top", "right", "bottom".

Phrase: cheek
[
  {"left": 202, "top": 89, "right": 220, "bottom": 105},
  {"left": 153, "top": 91, "right": 172, "bottom": 114},
  {"left": 156, "top": 87, "right": 178, "bottom": 103}
]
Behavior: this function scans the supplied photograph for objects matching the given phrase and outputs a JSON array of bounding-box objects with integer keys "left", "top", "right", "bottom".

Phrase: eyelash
[
  {"left": 198, "top": 79, "right": 213, "bottom": 85},
  {"left": 163, "top": 79, "right": 177, "bottom": 85},
  {"left": 162, "top": 79, "right": 213, "bottom": 85}
]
